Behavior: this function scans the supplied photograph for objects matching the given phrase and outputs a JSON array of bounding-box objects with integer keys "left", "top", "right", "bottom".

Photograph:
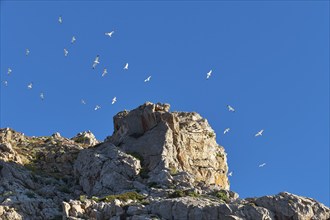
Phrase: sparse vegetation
[
  {"left": 1, "top": 191, "right": 14, "bottom": 197},
  {"left": 169, "top": 190, "right": 199, "bottom": 198},
  {"left": 97, "top": 191, "right": 145, "bottom": 202},
  {"left": 208, "top": 132, "right": 215, "bottom": 138},
  {"left": 216, "top": 152, "right": 224, "bottom": 159},
  {"left": 247, "top": 202, "right": 257, "bottom": 207},
  {"left": 73, "top": 136, "right": 89, "bottom": 144},
  {"left": 214, "top": 191, "right": 228, "bottom": 202},
  {"left": 141, "top": 200, "right": 150, "bottom": 205},
  {"left": 79, "top": 195, "right": 87, "bottom": 202},
  {"left": 169, "top": 166, "right": 178, "bottom": 176}
]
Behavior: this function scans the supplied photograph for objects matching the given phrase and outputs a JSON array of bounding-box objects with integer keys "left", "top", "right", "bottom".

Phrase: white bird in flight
[
  {"left": 7, "top": 68, "right": 12, "bottom": 75},
  {"left": 64, "top": 48, "right": 69, "bottom": 57},
  {"left": 144, "top": 76, "right": 151, "bottom": 82},
  {"left": 206, "top": 70, "right": 212, "bottom": 79},
  {"left": 71, "top": 36, "right": 76, "bottom": 44},
  {"left": 27, "top": 82, "right": 33, "bottom": 89},
  {"left": 105, "top": 31, "right": 114, "bottom": 37},
  {"left": 94, "top": 105, "right": 101, "bottom": 111},
  {"left": 81, "top": 99, "right": 86, "bottom": 105},
  {"left": 40, "top": 92, "right": 44, "bottom": 100},
  {"left": 58, "top": 16, "right": 62, "bottom": 24},
  {"left": 112, "top": 97, "right": 117, "bottom": 104},
  {"left": 227, "top": 105, "right": 235, "bottom": 112},
  {"left": 3, "top": 81, "right": 8, "bottom": 86},
  {"left": 92, "top": 55, "right": 100, "bottom": 69},
  {"left": 228, "top": 171, "right": 233, "bottom": 176},
  {"left": 255, "top": 129, "right": 264, "bottom": 137},
  {"left": 102, "top": 68, "right": 107, "bottom": 77},
  {"left": 223, "top": 128, "right": 230, "bottom": 135},
  {"left": 124, "top": 63, "right": 128, "bottom": 70},
  {"left": 259, "top": 163, "right": 266, "bottom": 168},
  {"left": 26, "top": 48, "right": 30, "bottom": 56}
]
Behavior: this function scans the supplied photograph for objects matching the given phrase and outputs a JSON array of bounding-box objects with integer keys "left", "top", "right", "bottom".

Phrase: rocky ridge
[{"left": 0, "top": 102, "right": 329, "bottom": 220}]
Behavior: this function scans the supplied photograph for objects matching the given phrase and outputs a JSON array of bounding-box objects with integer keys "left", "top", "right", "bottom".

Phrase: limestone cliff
[
  {"left": 106, "top": 102, "right": 229, "bottom": 189},
  {"left": 0, "top": 103, "right": 329, "bottom": 220}
]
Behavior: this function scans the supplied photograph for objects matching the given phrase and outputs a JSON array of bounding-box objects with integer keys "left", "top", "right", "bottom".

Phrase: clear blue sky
[{"left": 1, "top": 1, "right": 329, "bottom": 206}]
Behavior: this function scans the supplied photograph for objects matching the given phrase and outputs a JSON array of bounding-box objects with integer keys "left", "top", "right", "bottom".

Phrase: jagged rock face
[
  {"left": 0, "top": 161, "right": 66, "bottom": 220},
  {"left": 107, "top": 102, "right": 229, "bottom": 189},
  {"left": 74, "top": 143, "right": 141, "bottom": 196},
  {"left": 247, "top": 192, "right": 330, "bottom": 220},
  {"left": 63, "top": 192, "right": 330, "bottom": 220}
]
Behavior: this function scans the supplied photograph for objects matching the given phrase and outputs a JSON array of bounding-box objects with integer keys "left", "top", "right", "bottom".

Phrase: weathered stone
[
  {"left": 71, "top": 130, "right": 99, "bottom": 146},
  {"left": 249, "top": 192, "right": 330, "bottom": 220},
  {"left": 74, "top": 143, "right": 141, "bottom": 196},
  {"left": 107, "top": 102, "right": 229, "bottom": 189}
]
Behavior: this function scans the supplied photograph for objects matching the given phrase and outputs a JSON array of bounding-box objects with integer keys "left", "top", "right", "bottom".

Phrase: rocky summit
[{"left": 0, "top": 102, "right": 329, "bottom": 220}]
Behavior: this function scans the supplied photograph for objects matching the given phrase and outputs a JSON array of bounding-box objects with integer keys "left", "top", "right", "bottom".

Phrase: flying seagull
[
  {"left": 64, "top": 48, "right": 69, "bottom": 56},
  {"left": 40, "top": 92, "right": 44, "bottom": 100},
  {"left": 259, "top": 163, "right": 266, "bottom": 168},
  {"left": 26, "top": 48, "right": 30, "bottom": 56},
  {"left": 102, "top": 68, "right": 107, "bottom": 77},
  {"left": 206, "top": 70, "right": 212, "bottom": 79},
  {"left": 105, "top": 31, "right": 114, "bottom": 37},
  {"left": 81, "top": 99, "right": 86, "bottom": 105},
  {"left": 112, "top": 97, "right": 117, "bottom": 104},
  {"left": 7, "top": 68, "right": 12, "bottom": 75},
  {"left": 223, "top": 128, "right": 230, "bottom": 135},
  {"left": 58, "top": 16, "right": 62, "bottom": 24},
  {"left": 94, "top": 105, "right": 101, "bottom": 111},
  {"left": 255, "top": 129, "right": 264, "bottom": 137},
  {"left": 3, "top": 81, "right": 8, "bottom": 86},
  {"left": 144, "top": 76, "right": 151, "bottom": 82},
  {"left": 227, "top": 105, "right": 235, "bottom": 112},
  {"left": 124, "top": 63, "right": 128, "bottom": 70},
  {"left": 92, "top": 55, "right": 100, "bottom": 69},
  {"left": 27, "top": 82, "right": 33, "bottom": 89},
  {"left": 228, "top": 171, "right": 233, "bottom": 176},
  {"left": 71, "top": 36, "right": 76, "bottom": 44}
]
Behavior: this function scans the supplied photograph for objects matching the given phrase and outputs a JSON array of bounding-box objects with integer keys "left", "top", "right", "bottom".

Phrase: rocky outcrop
[
  {"left": 246, "top": 192, "right": 330, "bottom": 220},
  {"left": 0, "top": 103, "right": 329, "bottom": 220},
  {"left": 74, "top": 143, "right": 141, "bottom": 196},
  {"left": 62, "top": 192, "right": 330, "bottom": 220},
  {"left": 71, "top": 131, "right": 99, "bottom": 146},
  {"left": 107, "top": 102, "right": 229, "bottom": 189}
]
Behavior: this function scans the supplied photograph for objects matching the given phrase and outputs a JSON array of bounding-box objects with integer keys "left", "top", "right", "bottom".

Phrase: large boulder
[
  {"left": 74, "top": 143, "right": 141, "bottom": 196},
  {"left": 71, "top": 130, "right": 99, "bottom": 146},
  {"left": 106, "top": 102, "right": 229, "bottom": 189}
]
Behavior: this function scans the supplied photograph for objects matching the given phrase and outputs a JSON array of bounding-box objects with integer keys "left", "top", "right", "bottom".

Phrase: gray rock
[
  {"left": 74, "top": 142, "right": 141, "bottom": 196},
  {"left": 249, "top": 192, "right": 330, "bottom": 220},
  {"left": 107, "top": 102, "right": 229, "bottom": 189},
  {"left": 71, "top": 130, "right": 99, "bottom": 146}
]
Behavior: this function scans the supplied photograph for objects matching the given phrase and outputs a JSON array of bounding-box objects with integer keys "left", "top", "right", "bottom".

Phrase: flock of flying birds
[
  {"left": 224, "top": 104, "right": 266, "bottom": 177},
  {"left": 3, "top": 16, "right": 266, "bottom": 173},
  {"left": 3, "top": 16, "right": 152, "bottom": 108}
]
